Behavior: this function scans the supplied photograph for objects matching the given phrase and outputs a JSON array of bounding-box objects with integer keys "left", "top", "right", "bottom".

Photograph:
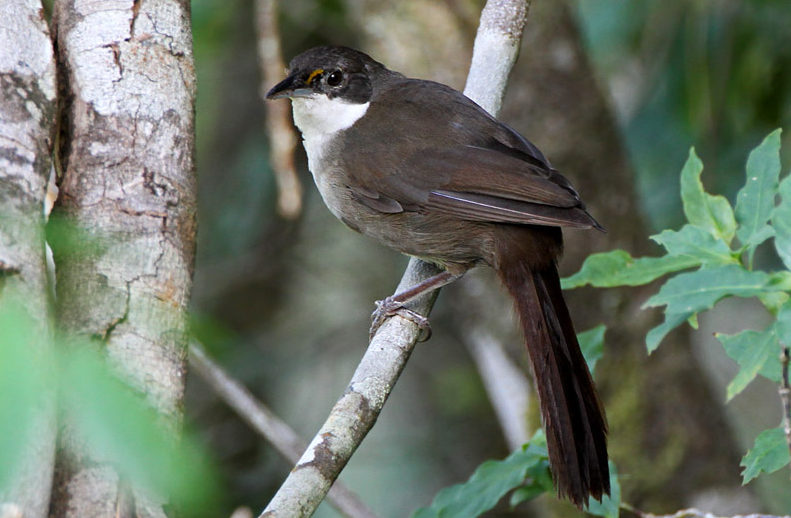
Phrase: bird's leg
[{"left": 369, "top": 269, "right": 466, "bottom": 341}]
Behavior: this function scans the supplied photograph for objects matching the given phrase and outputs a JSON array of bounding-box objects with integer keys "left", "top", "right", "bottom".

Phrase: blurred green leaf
[
  {"left": 0, "top": 300, "right": 48, "bottom": 490},
  {"left": 736, "top": 129, "right": 781, "bottom": 261},
  {"left": 584, "top": 462, "right": 621, "bottom": 518},
  {"left": 773, "top": 174, "right": 791, "bottom": 270},
  {"left": 412, "top": 434, "right": 549, "bottom": 518},
  {"left": 777, "top": 299, "right": 791, "bottom": 345},
  {"left": 718, "top": 328, "right": 780, "bottom": 401},
  {"left": 562, "top": 250, "right": 698, "bottom": 289},
  {"left": 741, "top": 427, "right": 791, "bottom": 484},
  {"left": 578, "top": 325, "right": 606, "bottom": 375},
  {"left": 680, "top": 148, "right": 737, "bottom": 244},
  {"left": 651, "top": 224, "right": 735, "bottom": 266},
  {"left": 61, "top": 346, "right": 219, "bottom": 514}
]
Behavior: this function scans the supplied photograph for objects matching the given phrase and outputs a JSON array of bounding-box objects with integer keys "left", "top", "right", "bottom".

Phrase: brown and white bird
[{"left": 267, "top": 46, "right": 609, "bottom": 507}]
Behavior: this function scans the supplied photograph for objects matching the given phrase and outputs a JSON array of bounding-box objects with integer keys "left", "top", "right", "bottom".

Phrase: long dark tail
[{"left": 497, "top": 259, "right": 609, "bottom": 508}]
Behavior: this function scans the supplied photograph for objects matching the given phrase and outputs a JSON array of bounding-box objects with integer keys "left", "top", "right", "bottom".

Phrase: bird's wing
[{"left": 347, "top": 145, "right": 600, "bottom": 230}]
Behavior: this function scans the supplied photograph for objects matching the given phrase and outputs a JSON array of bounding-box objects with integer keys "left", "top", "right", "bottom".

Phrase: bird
[{"left": 266, "top": 45, "right": 609, "bottom": 507}]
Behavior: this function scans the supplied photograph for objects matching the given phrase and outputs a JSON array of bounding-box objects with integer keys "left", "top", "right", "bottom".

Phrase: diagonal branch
[
  {"left": 188, "top": 343, "right": 379, "bottom": 518},
  {"left": 260, "top": 1, "right": 531, "bottom": 516}
]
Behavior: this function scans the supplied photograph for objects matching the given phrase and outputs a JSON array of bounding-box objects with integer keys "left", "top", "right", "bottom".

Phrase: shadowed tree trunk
[
  {"left": 49, "top": 0, "right": 197, "bottom": 515},
  {"left": 0, "top": 1, "right": 57, "bottom": 516}
]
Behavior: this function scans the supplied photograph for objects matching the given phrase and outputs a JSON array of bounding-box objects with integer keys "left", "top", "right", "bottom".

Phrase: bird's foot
[{"left": 369, "top": 296, "right": 432, "bottom": 342}]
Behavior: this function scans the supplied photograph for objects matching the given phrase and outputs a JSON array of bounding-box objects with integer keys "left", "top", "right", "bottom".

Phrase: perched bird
[{"left": 267, "top": 46, "right": 609, "bottom": 507}]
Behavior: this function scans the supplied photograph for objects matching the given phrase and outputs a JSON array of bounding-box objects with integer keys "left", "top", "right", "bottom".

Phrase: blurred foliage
[
  {"left": 0, "top": 291, "right": 221, "bottom": 516},
  {"left": 574, "top": 0, "right": 791, "bottom": 231}
]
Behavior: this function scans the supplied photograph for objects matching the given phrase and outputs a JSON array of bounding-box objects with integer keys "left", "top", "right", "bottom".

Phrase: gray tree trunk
[
  {"left": 50, "top": 0, "right": 197, "bottom": 515},
  {"left": 0, "top": 1, "right": 58, "bottom": 517}
]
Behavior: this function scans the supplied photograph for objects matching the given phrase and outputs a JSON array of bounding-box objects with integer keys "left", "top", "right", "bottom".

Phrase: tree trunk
[
  {"left": 0, "top": 1, "right": 57, "bottom": 517},
  {"left": 49, "top": 0, "right": 197, "bottom": 515}
]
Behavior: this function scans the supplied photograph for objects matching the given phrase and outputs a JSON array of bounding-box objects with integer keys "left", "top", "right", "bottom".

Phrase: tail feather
[{"left": 498, "top": 259, "right": 609, "bottom": 508}]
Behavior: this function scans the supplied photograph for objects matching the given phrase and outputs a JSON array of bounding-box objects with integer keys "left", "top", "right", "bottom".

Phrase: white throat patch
[{"left": 291, "top": 95, "right": 370, "bottom": 138}]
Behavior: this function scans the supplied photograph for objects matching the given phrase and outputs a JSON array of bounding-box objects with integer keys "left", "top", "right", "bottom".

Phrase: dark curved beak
[{"left": 266, "top": 72, "right": 313, "bottom": 100}]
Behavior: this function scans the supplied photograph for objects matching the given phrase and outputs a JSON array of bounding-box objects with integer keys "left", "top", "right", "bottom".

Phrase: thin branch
[
  {"left": 627, "top": 504, "right": 790, "bottom": 518},
  {"left": 255, "top": 0, "right": 302, "bottom": 219},
  {"left": 188, "top": 343, "right": 380, "bottom": 518},
  {"left": 260, "top": 1, "right": 531, "bottom": 516},
  {"left": 780, "top": 346, "right": 791, "bottom": 477}
]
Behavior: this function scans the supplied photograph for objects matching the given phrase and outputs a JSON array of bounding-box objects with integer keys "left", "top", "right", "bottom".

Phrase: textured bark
[
  {"left": 50, "top": 0, "right": 197, "bottom": 515},
  {"left": 0, "top": 1, "right": 58, "bottom": 516}
]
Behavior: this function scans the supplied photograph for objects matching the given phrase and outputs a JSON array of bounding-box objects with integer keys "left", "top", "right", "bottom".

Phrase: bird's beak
[{"left": 266, "top": 72, "right": 314, "bottom": 100}]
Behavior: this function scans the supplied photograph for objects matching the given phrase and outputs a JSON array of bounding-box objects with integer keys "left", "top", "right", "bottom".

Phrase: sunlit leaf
[
  {"left": 680, "top": 148, "right": 736, "bottom": 244},
  {"left": 562, "top": 250, "right": 698, "bottom": 289},
  {"left": 651, "top": 224, "right": 735, "bottom": 266},
  {"left": 735, "top": 129, "right": 781, "bottom": 258},
  {"left": 741, "top": 427, "right": 791, "bottom": 484},
  {"left": 717, "top": 328, "right": 780, "bottom": 400}
]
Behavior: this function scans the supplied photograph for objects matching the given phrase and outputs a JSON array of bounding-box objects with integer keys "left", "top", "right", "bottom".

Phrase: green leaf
[
  {"left": 777, "top": 299, "right": 791, "bottom": 346},
  {"left": 718, "top": 328, "right": 780, "bottom": 400},
  {"left": 0, "top": 300, "right": 49, "bottom": 490},
  {"left": 680, "top": 148, "right": 737, "bottom": 244},
  {"left": 651, "top": 225, "right": 735, "bottom": 266},
  {"left": 741, "top": 427, "right": 791, "bottom": 484},
  {"left": 584, "top": 462, "right": 621, "bottom": 518},
  {"left": 61, "top": 346, "right": 219, "bottom": 514},
  {"left": 773, "top": 174, "right": 791, "bottom": 270},
  {"left": 644, "top": 265, "right": 770, "bottom": 313},
  {"left": 643, "top": 265, "right": 771, "bottom": 351},
  {"left": 562, "top": 250, "right": 698, "bottom": 289},
  {"left": 412, "top": 435, "right": 549, "bottom": 518},
  {"left": 578, "top": 325, "right": 606, "bottom": 375},
  {"left": 735, "top": 129, "right": 781, "bottom": 257}
]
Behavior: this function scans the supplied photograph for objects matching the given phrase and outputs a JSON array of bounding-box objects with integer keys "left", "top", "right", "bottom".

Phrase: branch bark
[
  {"left": 255, "top": 0, "right": 301, "bottom": 219},
  {"left": 189, "top": 343, "right": 380, "bottom": 518},
  {"left": 0, "top": 1, "right": 57, "bottom": 516},
  {"left": 50, "top": 0, "right": 197, "bottom": 515},
  {"left": 260, "top": 1, "right": 530, "bottom": 516}
]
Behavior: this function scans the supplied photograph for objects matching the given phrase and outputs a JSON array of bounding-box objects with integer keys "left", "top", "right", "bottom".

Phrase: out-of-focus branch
[
  {"left": 260, "top": 1, "right": 530, "bottom": 516},
  {"left": 780, "top": 346, "right": 791, "bottom": 472},
  {"left": 188, "top": 343, "right": 380, "bottom": 518},
  {"left": 255, "top": 0, "right": 302, "bottom": 219},
  {"left": 628, "top": 506, "right": 791, "bottom": 518}
]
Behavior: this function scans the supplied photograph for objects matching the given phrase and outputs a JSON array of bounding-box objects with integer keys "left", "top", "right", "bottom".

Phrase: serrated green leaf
[
  {"left": 718, "top": 329, "right": 780, "bottom": 400},
  {"left": 651, "top": 225, "right": 735, "bottom": 266},
  {"left": 578, "top": 325, "right": 606, "bottom": 375},
  {"left": 777, "top": 300, "right": 791, "bottom": 345},
  {"left": 736, "top": 129, "right": 782, "bottom": 257},
  {"left": 741, "top": 427, "right": 791, "bottom": 484},
  {"left": 680, "top": 148, "right": 737, "bottom": 244},
  {"left": 646, "top": 311, "right": 690, "bottom": 353},
  {"left": 643, "top": 266, "right": 771, "bottom": 352},
  {"left": 644, "top": 265, "right": 770, "bottom": 313},
  {"left": 584, "top": 462, "right": 621, "bottom": 518},
  {"left": 412, "top": 435, "right": 548, "bottom": 518},
  {"left": 562, "top": 250, "right": 698, "bottom": 289},
  {"left": 773, "top": 175, "right": 791, "bottom": 270}
]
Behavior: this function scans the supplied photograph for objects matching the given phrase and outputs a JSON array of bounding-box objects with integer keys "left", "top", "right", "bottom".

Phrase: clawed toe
[{"left": 369, "top": 297, "right": 432, "bottom": 342}]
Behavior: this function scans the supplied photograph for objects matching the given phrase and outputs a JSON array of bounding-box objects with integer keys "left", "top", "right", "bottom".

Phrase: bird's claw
[{"left": 369, "top": 296, "right": 432, "bottom": 342}]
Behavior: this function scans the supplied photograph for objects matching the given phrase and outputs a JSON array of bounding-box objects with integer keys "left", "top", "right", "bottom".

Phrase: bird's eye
[{"left": 326, "top": 70, "right": 343, "bottom": 87}]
